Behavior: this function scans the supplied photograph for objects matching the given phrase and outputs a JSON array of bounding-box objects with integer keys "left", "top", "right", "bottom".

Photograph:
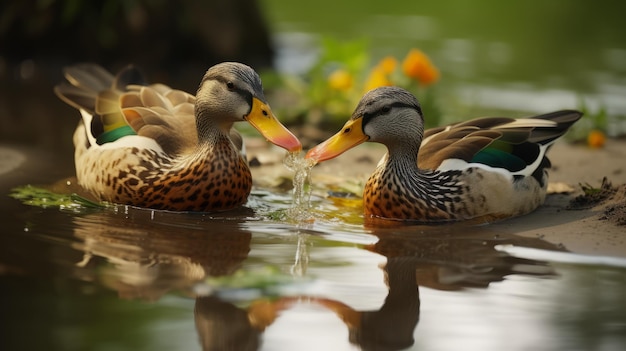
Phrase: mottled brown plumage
[
  {"left": 56, "top": 63, "right": 301, "bottom": 211},
  {"left": 306, "top": 86, "right": 582, "bottom": 223}
]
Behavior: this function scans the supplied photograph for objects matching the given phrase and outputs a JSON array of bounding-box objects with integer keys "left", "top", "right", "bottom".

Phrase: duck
[
  {"left": 55, "top": 62, "right": 301, "bottom": 212},
  {"left": 306, "top": 86, "right": 582, "bottom": 223}
]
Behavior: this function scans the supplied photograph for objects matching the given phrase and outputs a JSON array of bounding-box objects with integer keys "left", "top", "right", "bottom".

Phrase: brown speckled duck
[
  {"left": 55, "top": 62, "right": 301, "bottom": 212},
  {"left": 306, "top": 86, "right": 582, "bottom": 223}
]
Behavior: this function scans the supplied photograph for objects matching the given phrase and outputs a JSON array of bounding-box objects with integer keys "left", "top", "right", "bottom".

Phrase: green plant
[{"left": 275, "top": 38, "right": 443, "bottom": 130}]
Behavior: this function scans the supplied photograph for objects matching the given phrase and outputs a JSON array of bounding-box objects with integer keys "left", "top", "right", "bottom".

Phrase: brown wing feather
[
  {"left": 422, "top": 125, "right": 446, "bottom": 139},
  {"left": 54, "top": 65, "right": 115, "bottom": 114},
  {"left": 417, "top": 111, "right": 582, "bottom": 170},
  {"left": 418, "top": 129, "right": 501, "bottom": 170},
  {"left": 54, "top": 82, "right": 99, "bottom": 113},
  {"left": 63, "top": 64, "right": 114, "bottom": 93},
  {"left": 418, "top": 116, "right": 537, "bottom": 170},
  {"left": 453, "top": 116, "right": 516, "bottom": 129},
  {"left": 419, "top": 136, "right": 497, "bottom": 170},
  {"left": 56, "top": 64, "right": 249, "bottom": 157},
  {"left": 121, "top": 86, "right": 198, "bottom": 156}
]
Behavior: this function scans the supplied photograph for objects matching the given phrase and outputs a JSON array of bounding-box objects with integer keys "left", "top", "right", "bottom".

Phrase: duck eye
[
  {"left": 381, "top": 106, "right": 391, "bottom": 114},
  {"left": 226, "top": 81, "right": 235, "bottom": 90}
]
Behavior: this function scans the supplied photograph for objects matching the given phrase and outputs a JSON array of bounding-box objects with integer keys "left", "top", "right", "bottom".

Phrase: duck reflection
[
  {"left": 68, "top": 208, "right": 562, "bottom": 351},
  {"left": 313, "top": 256, "right": 421, "bottom": 350},
  {"left": 192, "top": 225, "right": 560, "bottom": 351},
  {"left": 368, "top": 226, "right": 560, "bottom": 291},
  {"left": 300, "top": 226, "right": 561, "bottom": 351},
  {"left": 194, "top": 296, "right": 261, "bottom": 351},
  {"left": 194, "top": 295, "right": 295, "bottom": 351},
  {"left": 70, "top": 207, "right": 274, "bottom": 350},
  {"left": 72, "top": 207, "right": 253, "bottom": 301},
  {"left": 71, "top": 207, "right": 306, "bottom": 350}
]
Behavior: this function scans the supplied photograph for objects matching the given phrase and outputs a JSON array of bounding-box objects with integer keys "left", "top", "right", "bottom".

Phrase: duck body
[
  {"left": 306, "top": 86, "right": 582, "bottom": 223},
  {"left": 56, "top": 63, "right": 300, "bottom": 211},
  {"left": 72, "top": 123, "right": 252, "bottom": 211},
  {"left": 363, "top": 151, "right": 545, "bottom": 222}
]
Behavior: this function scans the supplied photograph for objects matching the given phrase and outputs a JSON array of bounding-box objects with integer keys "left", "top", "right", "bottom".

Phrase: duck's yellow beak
[
  {"left": 305, "top": 118, "right": 368, "bottom": 163},
  {"left": 245, "top": 98, "right": 301, "bottom": 152}
]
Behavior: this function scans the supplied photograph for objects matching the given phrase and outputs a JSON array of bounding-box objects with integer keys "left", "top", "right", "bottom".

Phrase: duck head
[
  {"left": 306, "top": 86, "right": 424, "bottom": 162},
  {"left": 196, "top": 62, "right": 301, "bottom": 152}
]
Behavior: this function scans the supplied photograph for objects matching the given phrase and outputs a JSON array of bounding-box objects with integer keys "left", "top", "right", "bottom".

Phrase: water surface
[{"left": 1, "top": 149, "right": 625, "bottom": 350}]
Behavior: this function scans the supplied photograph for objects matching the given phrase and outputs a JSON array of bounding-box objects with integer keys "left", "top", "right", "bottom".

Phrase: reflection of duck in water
[
  {"left": 68, "top": 207, "right": 563, "bottom": 351},
  {"left": 194, "top": 227, "right": 561, "bottom": 351},
  {"left": 310, "top": 228, "right": 561, "bottom": 351},
  {"left": 194, "top": 295, "right": 293, "bottom": 351},
  {"left": 369, "top": 225, "right": 561, "bottom": 291},
  {"left": 70, "top": 207, "right": 291, "bottom": 350},
  {"left": 72, "top": 208, "right": 252, "bottom": 300}
]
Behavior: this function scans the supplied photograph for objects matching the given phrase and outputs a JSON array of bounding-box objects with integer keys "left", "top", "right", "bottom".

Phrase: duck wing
[
  {"left": 418, "top": 110, "right": 582, "bottom": 172},
  {"left": 55, "top": 64, "right": 146, "bottom": 146},
  {"left": 55, "top": 64, "right": 203, "bottom": 156},
  {"left": 120, "top": 84, "right": 198, "bottom": 156}
]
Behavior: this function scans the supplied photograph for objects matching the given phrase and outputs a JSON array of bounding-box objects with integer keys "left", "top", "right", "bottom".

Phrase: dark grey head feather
[
  {"left": 200, "top": 62, "right": 266, "bottom": 102},
  {"left": 353, "top": 86, "right": 423, "bottom": 124}
]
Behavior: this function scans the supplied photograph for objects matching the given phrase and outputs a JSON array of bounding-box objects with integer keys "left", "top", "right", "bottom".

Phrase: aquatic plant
[{"left": 10, "top": 185, "right": 105, "bottom": 212}]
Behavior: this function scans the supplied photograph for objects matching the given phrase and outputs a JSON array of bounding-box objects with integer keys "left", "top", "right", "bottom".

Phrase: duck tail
[
  {"left": 527, "top": 110, "right": 583, "bottom": 145},
  {"left": 469, "top": 110, "right": 583, "bottom": 185},
  {"left": 55, "top": 64, "right": 146, "bottom": 144},
  {"left": 54, "top": 64, "right": 146, "bottom": 113},
  {"left": 54, "top": 64, "right": 114, "bottom": 114}
]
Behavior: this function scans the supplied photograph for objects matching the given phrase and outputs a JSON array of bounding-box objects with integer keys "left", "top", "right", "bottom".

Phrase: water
[
  {"left": 2, "top": 144, "right": 626, "bottom": 350},
  {"left": 283, "top": 151, "right": 317, "bottom": 224},
  {"left": 3, "top": 209, "right": 626, "bottom": 351}
]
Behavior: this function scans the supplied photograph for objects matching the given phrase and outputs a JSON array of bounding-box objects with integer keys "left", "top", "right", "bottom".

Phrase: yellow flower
[
  {"left": 377, "top": 56, "right": 398, "bottom": 74},
  {"left": 402, "top": 48, "right": 439, "bottom": 86},
  {"left": 363, "top": 68, "right": 392, "bottom": 92},
  {"left": 587, "top": 130, "right": 606, "bottom": 148},
  {"left": 328, "top": 69, "right": 353, "bottom": 91},
  {"left": 360, "top": 57, "right": 400, "bottom": 93}
]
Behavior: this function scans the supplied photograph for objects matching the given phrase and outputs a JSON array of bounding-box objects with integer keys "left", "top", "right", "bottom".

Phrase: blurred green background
[
  {"left": 1, "top": 0, "right": 625, "bottom": 147},
  {"left": 261, "top": 0, "right": 626, "bottom": 136},
  {"left": 264, "top": 0, "right": 626, "bottom": 89}
]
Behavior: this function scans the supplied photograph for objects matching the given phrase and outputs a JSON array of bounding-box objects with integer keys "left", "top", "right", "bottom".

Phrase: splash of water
[{"left": 283, "top": 152, "right": 317, "bottom": 223}]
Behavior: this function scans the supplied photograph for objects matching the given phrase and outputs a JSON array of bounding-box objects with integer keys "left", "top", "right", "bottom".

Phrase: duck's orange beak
[
  {"left": 305, "top": 118, "right": 368, "bottom": 163},
  {"left": 246, "top": 97, "right": 301, "bottom": 152}
]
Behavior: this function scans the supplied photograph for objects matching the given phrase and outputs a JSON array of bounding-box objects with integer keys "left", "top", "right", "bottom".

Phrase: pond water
[
  {"left": 2, "top": 1, "right": 626, "bottom": 351},
  {"left": 2, "top": 146, "right": 626, "bottom": 351}
]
